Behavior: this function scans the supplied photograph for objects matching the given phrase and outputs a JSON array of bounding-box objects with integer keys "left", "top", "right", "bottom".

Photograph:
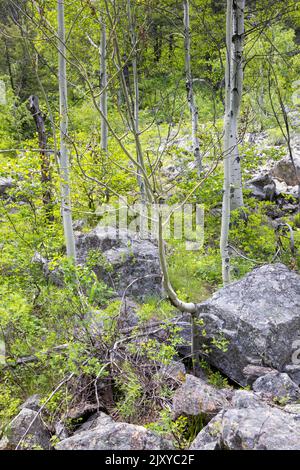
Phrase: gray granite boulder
[
  {"left": 172, "top": 374, "right": 233, "bottom": 420},
  {"left": 0, "top": 408, "right": 50, "bottom": 450},
  {"left": 55, "top": 418, "right": 172, "bottom": 450},
  {"left": 252, "top": 372, "right": 300, "bottom": 404},
  {"left": 190, "top": 394, "right": 300, "bottom": 450},
  {"left": 220, "top": 406, "right": 300, "bottom": 450},
  {"left": 196, "top": 264, "right": 300, "bottom": 386},
  {"left": 245, "top": 173, "right": 276, "bottom": 201},
  {"left": 271, "top": 155, "right": 300, "bottom": 186},
  {"left": 76, "top": 226, "right": 162, "bottom": 300}
]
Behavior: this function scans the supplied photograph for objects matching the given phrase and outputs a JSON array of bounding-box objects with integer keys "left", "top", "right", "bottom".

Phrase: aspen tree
[
  {"left": 57, "top": 0, "right": 76, "bottom": 260},
  {"left": 127, "top": 0, "right": 145, "bottom": 201},
  {"left": 100, "top": 15, "right": 108, "bottom": 153},
  {"left": 183, "top": 0, "right": 201, "bottom": 173},
  {"left": 230, "top": 0, "right": 245, "bottom": 210}
]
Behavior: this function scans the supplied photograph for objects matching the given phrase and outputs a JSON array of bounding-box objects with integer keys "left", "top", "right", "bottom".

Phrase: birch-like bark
[
  {"left": 127, "top": 0, "right": 145, "bottom": 201},
  {"left": 183, "top": 0, "right": 201, "bottom": 174},
  {"left": 100, "top": 17, "right": 108, "bottom": 153},
  {"left": 229, "top": 0, "right": 245, "bottom": 209},
  {"left": 220, "top": 0, "right": 233, "bottom": 286},
  {"left": 57, "top": 0, "right": 76, "bottom": 260}
]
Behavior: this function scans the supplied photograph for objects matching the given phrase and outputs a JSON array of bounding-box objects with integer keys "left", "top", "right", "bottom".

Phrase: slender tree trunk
[
  {"left": 220, "top": 0, "right": 233, "bottom": 286},
  {"left": 127, "top": 0, "right": 145, "bottom": 202},
  {"left": 229, "top": 0, "right": 245, "bottom": 209},
  {"left": 28, "top": 95, "right": 53, "bottom": 221},
  {"left": 4, "top": 38, "right": 15, "bottom": 92},
  {"left": 100, "top": 17, "right": 108, "bottom": 153},
  {"left": 57, "top": 0, "right": 76, "bottom": 260},
  {"left": 183, "top": 0, "right": 201, "bottom": 174}
]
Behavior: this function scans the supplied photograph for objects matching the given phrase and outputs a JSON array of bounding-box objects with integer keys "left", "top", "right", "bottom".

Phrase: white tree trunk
[
  {"left": 127, "top": 0, "right": 145, "bottom": 201},
  {"left": 183, "top": 0, "right": 201, "bottom": 174},
  {"left": 220, "top": 0, "right": 233, "bottom": 285},
  {"left": 100, "top": 17, "right": 108, "bottom": 153},
  {"left": 57, "top": 0, "right": 76, "bottom": 260},
  {"left": 229, "top": 0, "right": 245, "bottom": 210}
]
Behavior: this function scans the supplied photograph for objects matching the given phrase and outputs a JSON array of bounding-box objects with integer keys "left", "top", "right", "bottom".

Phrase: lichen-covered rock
[
  {"left": 189, "top": 413, "right": 223, "bottom": 450},
  {"left": 284, "top": 404, "right": 300, "bottom": 415},
  {"left": 190, "top": 400, "right": 300, "bottom": 450},
  {"left": 252, "top": 372, "right": 300, "bottom": 403},
  {"left": 242, "top": 365, "right": 276, "bottom": 385},
  {"left": 76, "top": 226, "right": 162, "bottom": 300},
  {"left": 221, "top": 406, "right": 300, "bottom": 450},
  {"left": 231, "top": 390, "right": 267, "bottom": 409},
  {"left": 55, "top": 419, "right": 172, "bottom": 450},
  {"left": 0, "top": 408, "right": 50, "bottom": 450},
  {"left": 172, "top": 374, "right": 232, "bottom": 420},
  {"left": 196, "top": 264, "right": 300, "bottom": 385}
]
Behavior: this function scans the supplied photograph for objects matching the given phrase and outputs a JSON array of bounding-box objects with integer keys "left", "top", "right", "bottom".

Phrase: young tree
[
  {"left": 57, "top": 0, "right": 76, "bottom": 260},
  {"left": 127, "top": 0, "right": 145, "bottom": 202},
  {"left": 220, "top": 0, "right": 245, "bottom": 285},
  {"left": 229, "top": 0, "right": 245, "bottom": 210},
  {"left": 183, "top": 0, "right": 201, "bottom": 173},
  {"left": 100, "top": 15, "right": 108, "bottom": 154}
]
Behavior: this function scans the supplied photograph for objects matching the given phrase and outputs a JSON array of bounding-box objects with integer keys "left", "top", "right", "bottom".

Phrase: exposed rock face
[
  {"left": 252, "top": 372, "right": 300, "bottom": 404},
  {"left": 172, "top": 374, "right": 233, "bottom": 420},
  {"left": 196, "top": 264, "right": 300, "bottom": 386},
  {"left": 271, "top": 156, "right": 300, "bottom": 186},
  {"left": 0, "top": 408, "right": 50, "bottom": 450},
  {"left": 55, "top": 416, "right": 172, "bottom": 450},
  {"left": 242, "top": 365, "right": 276, "bottom": 385},
  {"left": 76, "top": 226, "right": 162, "bottom": 300},
  {"left": 220, "top": 406, "right": 300, "bottom": 450},
  {"left": 190, "top": 392, "right": 300, "bottom": 450}
]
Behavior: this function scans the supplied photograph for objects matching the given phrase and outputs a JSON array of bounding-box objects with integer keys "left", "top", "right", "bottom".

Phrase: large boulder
[
  {"left": 196, "top": 264, "right": 300, "bottom": 386},
  {"left": 252, "top": 372, "right": 300, "bottom": 404},
  {"left": 172, "top": 374, "right": 233, "bottom": 420},
  {"left": 271, "top": 155, "right": 300, "bottom": 186},
  {"left": 76, "top": 226, "right": 162, "bottom": 300},
  {"left": 245, "top": 173, "right": 276, "bottom": 201},
  {"left": 0, "top": 408, "right": 51, "bottom": 450},
  {"left": 221, "top": 406, "right": 300, "bottom": 450},
  {"left": 55, "top": 415, "right": 172, "bottom": 450},
  {"left": 190, "top": 393, "right": 300, "bottom": 450}
]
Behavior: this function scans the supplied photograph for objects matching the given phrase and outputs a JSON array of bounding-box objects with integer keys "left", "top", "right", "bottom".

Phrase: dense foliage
[{"left": 0, "top": 0, "right": 299, "bottom": 446}]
